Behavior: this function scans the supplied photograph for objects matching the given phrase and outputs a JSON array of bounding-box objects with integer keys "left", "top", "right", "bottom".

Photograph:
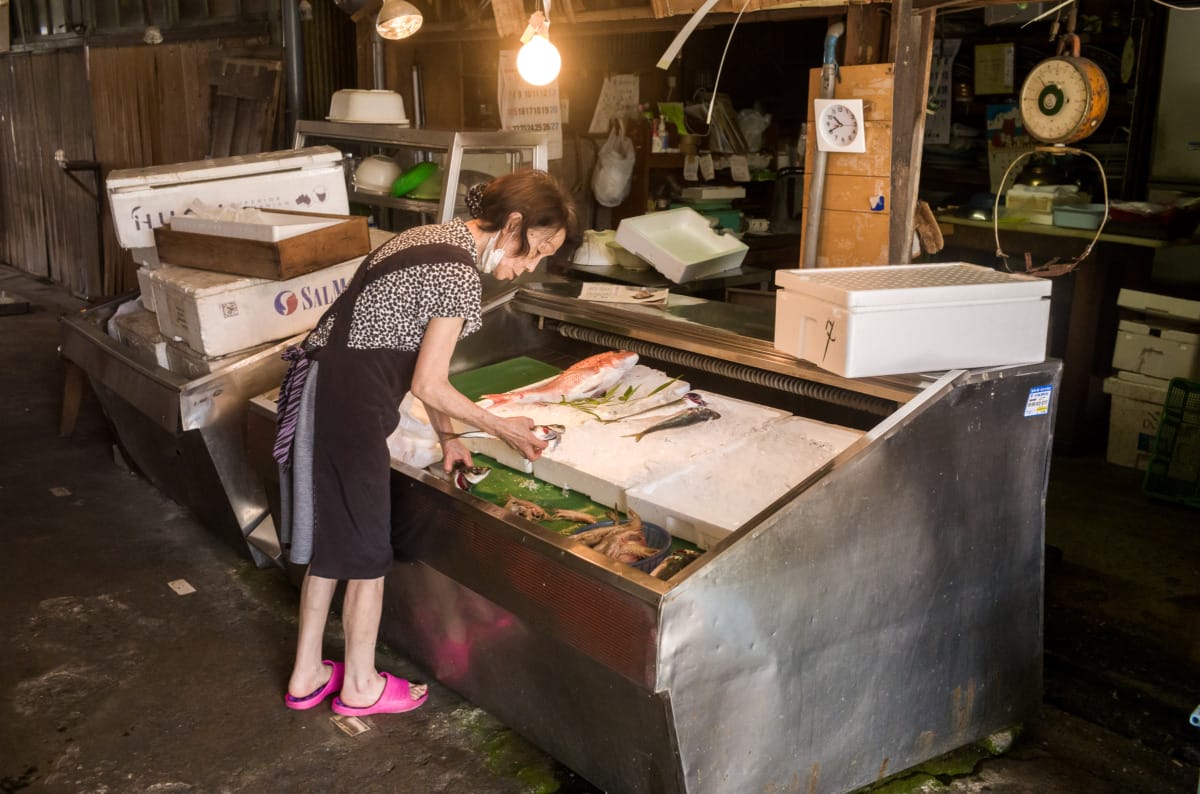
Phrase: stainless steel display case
[{"left": 246, "top": 284, "right": 1060, "bottom": 794}]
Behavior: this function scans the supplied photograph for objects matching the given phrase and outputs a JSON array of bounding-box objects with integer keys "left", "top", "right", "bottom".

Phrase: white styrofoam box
[
  {"left": 164, "top": 338, "right": 275, "bottom": 380},
  {"left": 773, "top": 263, "right": 1052, "bottom": 378},
  {"left": 1111, "top": 318, "right": 1200, "bottom": 381},
  {"left": 1103, "top": 371, "right": 1170, "bottom": 469},
  {"left": 625, "top": 415, "right": 862, "bottom": 549},
  {"left": 530, "top": 392, "right": 788, "bottom": 512},
  {"left": 681, "top": 185, "right": 746, "bottom": 201},
  {"left": 615, "top": 207, "right": 748, "bottom": 284},
  {"left": 147, "top": 254, "right": 361, "bottom": 358},
  {"left": 1005, "top": 184, "right": 1086, "bottom": 225},
  {"left": 167, "top": 212, "right": 340, "bottom": 242},
  {"left": 1118, "top": 288, "right": 1200, "bottom": 323},
  {"left": 111, "top": 306, "right": 170, "bottom": 370},
  {"left": 106, "top": 147, "right": 349, "bottom": 250},
  {"left": 136, "top": 266, "right": 157, "bottom": 312}
]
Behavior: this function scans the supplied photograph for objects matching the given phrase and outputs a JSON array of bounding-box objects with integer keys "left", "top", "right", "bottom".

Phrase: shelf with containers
[{"left": 292, "top": 122, "right": 548, "bottom": 231}]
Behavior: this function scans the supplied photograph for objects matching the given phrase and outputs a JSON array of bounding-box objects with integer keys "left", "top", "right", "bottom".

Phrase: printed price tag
[
  {"left": 1024, "top": 384, "right": 1052, "bottom": 417},
  {"left": 699, "top": 153, "right": 715, "bottom": 181},
  {"left": 683, "top": 155, "right": 699, "bottom": 181},
  {"left": 729, "top": 155, "right": 751, "bottom": 182}
]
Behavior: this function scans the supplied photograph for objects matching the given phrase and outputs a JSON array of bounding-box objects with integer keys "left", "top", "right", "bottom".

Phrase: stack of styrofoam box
[
  {"left": 104, "top": 146, "right": 372, "bottom": 380},
  {"left": 1103, "top": 289, "right": 1200, "bottom": 469}
]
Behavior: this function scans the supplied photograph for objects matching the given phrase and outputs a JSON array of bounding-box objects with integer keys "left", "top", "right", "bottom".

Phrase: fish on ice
[
  {"left": 482, "top": 351, "right": 639, "bottom": 407},
  {"left": 623, "top": 406, "right": 721, "bottom": 442}
]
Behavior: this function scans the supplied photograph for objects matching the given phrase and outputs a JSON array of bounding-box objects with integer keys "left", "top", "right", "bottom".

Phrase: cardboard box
[
  {"left": 1103, "top": 372, "right": 1170, "bottom": 470},
  {"left": 773, "top": 263, "right": 1052, "bottom": 378},
  {"left": 106, "top": 147, "right": 349, "bottom": 251},
  {"left": 147, "top": 254, "right": 362, "bottom": 358},
  {"left": 153, "top": 210, "right": 370, "bottom": 281},
  {"left": 1111, "top": 318, "right": 1200, "bottom": 381}
]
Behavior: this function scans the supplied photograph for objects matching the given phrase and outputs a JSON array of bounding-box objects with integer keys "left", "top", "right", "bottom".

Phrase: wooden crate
[{"left": 153, "top": 210, "right": 371, "bottom": 280}]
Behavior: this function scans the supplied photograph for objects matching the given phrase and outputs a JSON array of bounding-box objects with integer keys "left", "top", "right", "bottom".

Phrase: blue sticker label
[{"left": 1024, "top": 385, "right": 1052, "bottom": 417}]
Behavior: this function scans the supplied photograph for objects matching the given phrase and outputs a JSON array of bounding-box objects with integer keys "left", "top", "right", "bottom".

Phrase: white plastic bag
[{"left": 592, "top": 126, "right": 635, "bottom": 207}]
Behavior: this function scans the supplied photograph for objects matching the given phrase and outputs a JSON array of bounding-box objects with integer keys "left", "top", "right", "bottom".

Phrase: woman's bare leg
[
  {"left": 336, "top": 576, "right": 387, "bottom": 707},
  {"left": 287, "top": 570, "right": 337, "bottom": 697}
]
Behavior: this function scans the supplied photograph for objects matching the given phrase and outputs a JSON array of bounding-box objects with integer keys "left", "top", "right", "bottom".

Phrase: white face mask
[{"left": 480, "top": 231, "right": 506, "bottom": 274}]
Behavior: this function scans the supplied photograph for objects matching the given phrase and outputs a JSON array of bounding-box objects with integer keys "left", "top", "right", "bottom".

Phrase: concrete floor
[{"left": 2, "top": 265, "right": 1197, "bottom": 793}]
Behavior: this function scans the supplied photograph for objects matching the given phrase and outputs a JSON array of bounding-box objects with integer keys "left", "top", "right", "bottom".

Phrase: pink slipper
[
  {"left": 331, "top": 672, "right": 429, "bottom": 716},
  {"left": 284, "top": 660, "right": 344, "bottom": 710}
]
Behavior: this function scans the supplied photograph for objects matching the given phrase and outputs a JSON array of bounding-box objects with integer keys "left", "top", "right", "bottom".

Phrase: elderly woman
[{"left": 276, "top": 170, "right": 576, "bottom": 716}]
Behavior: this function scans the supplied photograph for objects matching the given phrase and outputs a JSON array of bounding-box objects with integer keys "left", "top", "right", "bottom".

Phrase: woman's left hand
[{"left": 440, "top": 438, "right": 474, "bottom": 473}]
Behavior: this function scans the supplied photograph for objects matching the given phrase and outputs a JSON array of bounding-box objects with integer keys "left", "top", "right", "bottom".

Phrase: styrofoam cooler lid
[
  {"left": 106, "top": 146, "right": 345, "bottom": 190},
  {"left": 1116, "top": 288, "right": 1200, "bottom": 323},
  {"left": 774, "top": 263, "right": 1051, "bottom": 308}
]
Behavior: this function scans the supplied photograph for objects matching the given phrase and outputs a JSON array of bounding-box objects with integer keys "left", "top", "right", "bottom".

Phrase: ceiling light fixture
[
  {"left": 517, "top": 4, "right": 561, "bottom": 86},
  {"left": 376, "top": 0, "right": 423, "bottom": 40}
]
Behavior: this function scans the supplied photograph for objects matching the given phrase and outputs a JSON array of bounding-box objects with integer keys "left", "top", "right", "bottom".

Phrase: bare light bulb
[
  {"left": 517, "top": 33, "right": 560, "bottom": 86},
  {"left": 376, "top": 0, "right": 423, "bottom": 40}
]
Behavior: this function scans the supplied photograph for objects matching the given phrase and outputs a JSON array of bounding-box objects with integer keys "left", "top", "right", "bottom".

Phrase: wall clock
[
  {"left": 1018, "top": 37, "right": 1109, "bottom": 144},
  {"left": 814, "top": 99, "right": 866, "bottom": 153}
]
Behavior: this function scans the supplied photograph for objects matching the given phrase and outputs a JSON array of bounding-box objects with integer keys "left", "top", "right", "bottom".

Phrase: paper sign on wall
[
  {"left": 498, "top": 50, "right": 563, "bottom": 160},
  {"left": 589, "top": 74, "right": 640, "bottom": 135},
  {"left": 926, "top": 39, "right": 962, "bottom": 146}
]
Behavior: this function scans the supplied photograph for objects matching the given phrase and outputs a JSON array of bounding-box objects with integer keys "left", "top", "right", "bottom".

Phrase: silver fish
[
  {"left": 452, "top": 464, "right": 491, "bottom": 491},
  {"left": 623, "top": 407, "right": 721, "bottom": 442}
]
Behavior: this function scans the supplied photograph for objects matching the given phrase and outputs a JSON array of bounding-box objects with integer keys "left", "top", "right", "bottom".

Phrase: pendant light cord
[{"left": 705, "top": 0, "right": 754, "bottom": 125}]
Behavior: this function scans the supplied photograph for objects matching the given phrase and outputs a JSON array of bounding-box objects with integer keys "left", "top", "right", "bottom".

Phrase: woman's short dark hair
[{"left": 472, "top": 170, "right": 579, "bottom": 258}]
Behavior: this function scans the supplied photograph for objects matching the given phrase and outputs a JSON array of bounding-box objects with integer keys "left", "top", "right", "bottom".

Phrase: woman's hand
[
  {"left": 492, "top": 415, "right": 550, "bottom": 461},
  {"left": 440, "top": 437, "right": 474, "bottom": 473}
]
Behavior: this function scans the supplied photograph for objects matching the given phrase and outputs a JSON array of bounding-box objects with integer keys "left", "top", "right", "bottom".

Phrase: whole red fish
[{"left": 483, "top": 351, "right": 638, "bottom": 407}]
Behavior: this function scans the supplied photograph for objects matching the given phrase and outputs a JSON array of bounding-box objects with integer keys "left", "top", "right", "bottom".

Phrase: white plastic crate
[
  {"left": 1103, "top": 372, "right": 1170, "bottom": 470},
  {"left": 773, "top": 263, "right": 1052, "bottom": 378}
]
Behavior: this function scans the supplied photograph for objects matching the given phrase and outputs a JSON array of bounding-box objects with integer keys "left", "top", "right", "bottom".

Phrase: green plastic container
[{"left": 391, "top": 161, "right": 440, "bottom": 198}]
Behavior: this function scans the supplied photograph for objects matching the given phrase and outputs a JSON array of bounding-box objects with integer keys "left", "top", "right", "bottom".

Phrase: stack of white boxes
[
  {"left": 103, "top": 147, "right": 369, "bottom": 380},
  {"left": 1103, "top": 289, "right": 1200, "bottom": 469}
]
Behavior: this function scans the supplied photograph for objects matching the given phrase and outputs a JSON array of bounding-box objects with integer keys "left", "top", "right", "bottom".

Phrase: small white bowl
[
  {"left": 328, "top": 89, "right": 409, "bottom": 125},
  {"left": 353, "top": 155, "right": 402, "bottom": 195}
]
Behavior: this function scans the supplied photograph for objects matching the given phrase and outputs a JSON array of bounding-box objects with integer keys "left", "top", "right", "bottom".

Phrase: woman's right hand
[{"left": 493, "top": 415, "right": 550, "bottom": 461}]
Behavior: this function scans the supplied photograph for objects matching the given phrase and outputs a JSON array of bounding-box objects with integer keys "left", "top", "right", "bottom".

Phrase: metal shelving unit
[{"left": 293, "top": 122, "right": 548, "bottom": 228}]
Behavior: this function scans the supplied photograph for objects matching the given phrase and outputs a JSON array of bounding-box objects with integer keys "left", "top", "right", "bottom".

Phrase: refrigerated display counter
[{"left": 244, "top": 282, "right": 1060, "bottom": 794}]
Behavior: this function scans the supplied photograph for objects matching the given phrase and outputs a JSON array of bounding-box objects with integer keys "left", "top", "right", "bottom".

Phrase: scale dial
[
  {"left": 814, "top": 99, "right": 866, "bottom": 153},
  {"left": 1018, "top": 56, "right": 1109, "bottom": 144}
]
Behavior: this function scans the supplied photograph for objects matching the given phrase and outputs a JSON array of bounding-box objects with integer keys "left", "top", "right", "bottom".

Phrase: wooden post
[
  {"left": 60, "top": 361, "right": 86, "bottom": 437},
  {"left": 844, "top": 5, "right": 888, "bottom": 66},
  {"left": 887, "top": 0, "right": 935, "bottom": 264}
]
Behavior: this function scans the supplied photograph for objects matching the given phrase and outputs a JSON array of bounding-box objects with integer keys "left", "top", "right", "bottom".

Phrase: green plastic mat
[
  {"left": 449, "top": 356, "right": 701, "bottom": 553},
  {"left": 449, "top": 356, "right": 560, "bottom": 402}
]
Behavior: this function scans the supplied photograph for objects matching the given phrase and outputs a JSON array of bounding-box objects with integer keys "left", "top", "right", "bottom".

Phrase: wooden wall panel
[
  {"left": 800, "top": 62, "right": 895, "bottom": 268},
  {"left": 0, "top": 51, "right": 100, "bottom": 297},
  {"left": 89, "top": 41, "right": 219, "bottom": 294}
]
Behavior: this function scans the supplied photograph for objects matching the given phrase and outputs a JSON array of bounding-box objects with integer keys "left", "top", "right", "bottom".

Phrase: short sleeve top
[{"left": 305, "top": 218, "right": 482, "bottom": 353}]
